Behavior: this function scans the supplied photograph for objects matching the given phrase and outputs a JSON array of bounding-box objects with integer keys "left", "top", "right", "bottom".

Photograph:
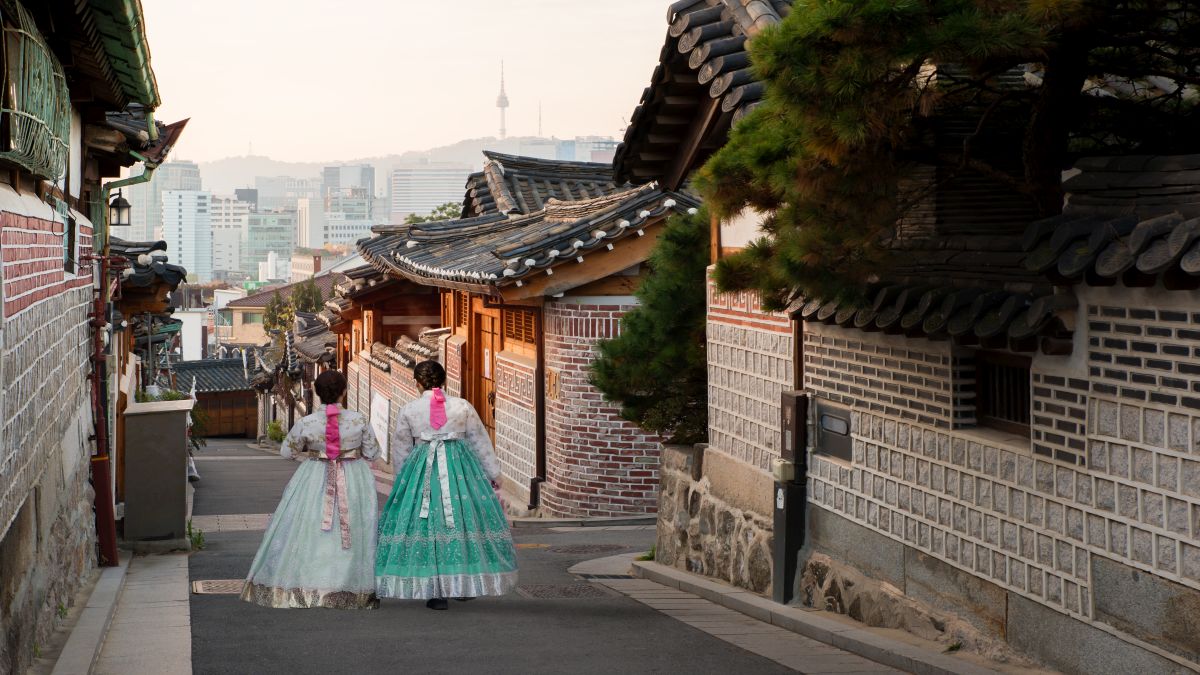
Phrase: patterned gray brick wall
[
  {"left": 0, "top": 287, "right": 92, "bottom": 537},
  {"left": 706, "top": 285, "right": 794, "bottom": 471}
]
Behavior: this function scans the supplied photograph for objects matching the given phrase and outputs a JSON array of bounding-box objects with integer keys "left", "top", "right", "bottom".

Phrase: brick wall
[
  {"left": 803, "top": 286, "right": 1200, "bottom": 667},
  {"left": 0, "top": 203, "right": 96, "bottom": 674},
  {"left": 441, "top": 334, "right": 466, "bottom": 398},
  {"left": 706, "top": 280, "right": 795, "bottom": 471},
  {"left": 539, "top": 300, "right": 660, "bottom": 517},
  {"left": 346, "top": 355, "right": 422, "bottom": 470},
  {"left": 494, "top": 351, "right": 537, "bottom": 503}
]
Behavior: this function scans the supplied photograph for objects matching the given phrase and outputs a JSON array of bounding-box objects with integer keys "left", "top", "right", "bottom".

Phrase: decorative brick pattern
[
  {"left": 809, "top": 411, "right": 1095, "bottom": 620},
  {"left": 441, "top": 335, "right": 466, "bottom": 399},
  {"left": 707, "top": 284, "right": 794, "bottom": 470},
  {"left": 1, "top": 213, "right": 92, "bottom": 318},
  {"left": 1032, "top": 374, "right": 1088, "bottom": 465},
  {"left": 540, "top": 301, "right": 660, "bottom": 517},
  {"left": 0, "top": 285, "right": 91, "bottom": 539},
  {"left": 806, "top": 290, "right": 1200, "bottom": 643},
  {"left": 804, "top": 331, "right": 959, "bottom": 428},
  {"left": 494, "top": 352, "right": 537, "bottom": 495}
]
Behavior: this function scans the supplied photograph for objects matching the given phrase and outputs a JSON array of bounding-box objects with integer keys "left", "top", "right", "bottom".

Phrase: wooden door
[{"left": 470, "top": 301, "right": 500, "bottom": 440}]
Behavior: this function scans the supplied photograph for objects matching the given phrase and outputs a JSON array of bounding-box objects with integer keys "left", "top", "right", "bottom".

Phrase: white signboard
[
  {"left": 483, "top": 349, "right": 492, "bottom": 379},
  {"left": 370, "top": 392, "right": 390, "bottom": 462}
]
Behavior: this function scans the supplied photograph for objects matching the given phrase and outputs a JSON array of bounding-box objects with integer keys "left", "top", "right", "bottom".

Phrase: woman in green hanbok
[{"left": 376, "top": 360, "right": 518, "bottom": 610}]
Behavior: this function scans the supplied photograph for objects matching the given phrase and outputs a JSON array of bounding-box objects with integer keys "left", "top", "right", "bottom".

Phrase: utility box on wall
[
  {"left": 123, "top": 398, "right": 194, "bottom": 550},
  {"left": 813, "top": 398, "right": 852, "bottom": 462}
]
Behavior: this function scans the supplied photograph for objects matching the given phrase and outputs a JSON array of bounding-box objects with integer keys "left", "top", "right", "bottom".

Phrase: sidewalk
[{"left": 93, "top": 554, "right": 192, "bottom": 675}]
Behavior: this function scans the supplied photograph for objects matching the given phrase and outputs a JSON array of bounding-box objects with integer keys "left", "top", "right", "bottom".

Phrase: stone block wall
[
  {"left": 706, "top": 283, "right": 795, "bottom": 471},
  {"left": 441, "top": 334, "right": 466, "bottom": 399},
  {"left": 346, "top": 355, "right": 422, "bottom": 470},
  {"left": 801, "top": 285, "right": 1200, "bottom": 672},
  {"left": 539, "top": 300, "right": 660, "bottom": 517},
  {"left": 494, "top": 351, "right": 537, "bottom": 506},
  {"left": 0, "top": 205, "right": 96, "bottom": 674}
]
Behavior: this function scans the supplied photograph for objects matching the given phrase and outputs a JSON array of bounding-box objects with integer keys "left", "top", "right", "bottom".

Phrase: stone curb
[
  {"left": 633, "top": 560, "right": 1003, "bottom": 675},
  {"left": 509, "top": 515, "right": 657, "bottom": 528},
  {"left": 49, "top": 557, "right": 130, "bottom": 675}
]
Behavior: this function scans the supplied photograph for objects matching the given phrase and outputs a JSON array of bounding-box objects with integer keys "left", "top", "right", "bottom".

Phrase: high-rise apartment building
[
  {"left": 389, "top": 161, "right": 472, "bottom": 222},
  {"left": 127, "top": 160, "right": 202, "bottom": 241},
  {"left": 254, "top": 176, "right": 321, "bottom": 212},
  {"left": 322, "top": 164, "right": 375, "bottom": 200},
  {"left": 211, "top": 196, "right": 250, "bottom": 278},
  {"left": 162, "top": 190, "right": 213, "bottom": 282},
  {"left": 296, "top": 198, "right": 325, "bottom": 249},
  {"left": 243, "top": 212, "right": 296, "bottom": 277}
]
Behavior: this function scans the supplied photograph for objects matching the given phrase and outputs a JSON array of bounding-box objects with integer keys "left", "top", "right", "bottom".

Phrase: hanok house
[
  {"left": 171, "top": 359, "right": 256, "bottom": 438},
  {"left": 620, "top": 3, "right": 1200, "bottom": 672},
  {"left": 0, "top": 0, "right": 180, "bottom": 671},
  {"left": 219, "top": 272, "right": 343, "bottom": 349},
  {"left": 356, "top": 174, "right": 698, "bottom": 517},
  {"left": 614, "top": 0, "right": 796, "bottom": 593}
]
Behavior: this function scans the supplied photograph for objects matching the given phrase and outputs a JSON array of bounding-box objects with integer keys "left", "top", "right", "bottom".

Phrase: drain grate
[
  {"left": 576, "top": 573, "right": 634, "bottom": 580},
  {"left": 191, "top": 579, "right": 245, "bottom": 595},
  {"left": 516, "top": 583, "right": 613, "bottom": 599},
  {"left": 548, "top": 544, "right": 627, "bottom": 555}
]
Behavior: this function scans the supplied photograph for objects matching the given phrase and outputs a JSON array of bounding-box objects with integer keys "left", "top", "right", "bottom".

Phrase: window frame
[{"left": 973, "top": 351, "right": 1032, "bottom": 436}]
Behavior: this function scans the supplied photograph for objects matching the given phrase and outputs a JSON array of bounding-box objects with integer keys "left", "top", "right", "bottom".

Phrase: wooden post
[{"left": 710, "top": 212, "right": 722, "bottom": 265}]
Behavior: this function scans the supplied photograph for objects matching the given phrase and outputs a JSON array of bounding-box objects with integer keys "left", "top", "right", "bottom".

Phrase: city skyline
[{"left": 143, "top": 1, "right": 667, "bottom": 163}]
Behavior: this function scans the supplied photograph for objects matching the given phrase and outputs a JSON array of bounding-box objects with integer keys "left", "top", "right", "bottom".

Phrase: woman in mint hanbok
[
  {"left": 376, "top": 360, "right": 518, "bottom": 610},
  {"left": 241, "top": 370, "right": 381, "bottom": 609}
]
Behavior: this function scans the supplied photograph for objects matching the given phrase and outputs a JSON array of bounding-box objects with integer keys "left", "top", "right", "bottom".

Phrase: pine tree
[
  {"left": 589, "top": 208, "right": 710, "bottom": 444},
  {"left": 699, "top": 0, "right": 1200, "bottom": 307},
  {"left": 263, "top": 290, "right": 294, "bottom": 334},
  {"left": 292, "top": 278, "right": 324, "bottom": 314}
]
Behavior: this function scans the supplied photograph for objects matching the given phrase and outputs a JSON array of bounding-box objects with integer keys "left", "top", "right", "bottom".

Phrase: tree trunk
[{"left": 1023, "top": 36, "right": 1090, "bottom": 216}]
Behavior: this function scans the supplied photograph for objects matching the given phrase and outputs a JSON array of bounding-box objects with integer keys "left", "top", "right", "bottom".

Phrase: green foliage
[
  {"left": 404, "top": 202, "right": 462, "bottom": 224},
  {"left": 636, "top": 545, "right": 657, "bottom": 561},
  {"left": 188, "top": 405, "right": 209, "bottom": 451},
  {"left": 266, "top": 419, "right": 286, "bottom": 443},
  {"left": 134, "top": 389, "right": 190, "bottom": 403},
  {"left": 56, "top": 603, "right": 67, "bottom": 620},
  {"left": 263, "top": 289, "right": 294, "bottom": 334},
  {"left": 590, "top": 208, "right": 710, "bottom": 444},
  {"left": 698, "top": 0, "right": 1200, "bottom": 306},
  {"left": 292, "top": 277, "right": 324, "bottom": 314},
  {"left": 186, "top": 519, "right": 206, "bottom": 551}
]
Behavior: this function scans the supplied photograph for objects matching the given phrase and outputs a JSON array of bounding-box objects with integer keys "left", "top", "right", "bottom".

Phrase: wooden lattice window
[
  {"left": 456, "top": 292, "right": 469, "bottom": 327},
  {"left": 503, "top": 310, "right": 536, "bottom": 345},
  {"left": 974, "top": 352, "right": 1031, "bottom": 435}
]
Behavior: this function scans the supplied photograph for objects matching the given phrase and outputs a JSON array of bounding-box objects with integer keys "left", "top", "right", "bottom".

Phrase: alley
[{"left": 183, "top": 440, "right": 897, "bottom": 675}]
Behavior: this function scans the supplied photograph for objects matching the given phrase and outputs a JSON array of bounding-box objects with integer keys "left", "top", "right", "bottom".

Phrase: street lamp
[{"left": 109, "top": 190, "right": 132, "bottom": 227}]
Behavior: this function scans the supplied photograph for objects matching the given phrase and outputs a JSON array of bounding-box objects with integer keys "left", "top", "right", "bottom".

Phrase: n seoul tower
[{"left": 497, "top": 61, "right": 510, "bottom": 140}]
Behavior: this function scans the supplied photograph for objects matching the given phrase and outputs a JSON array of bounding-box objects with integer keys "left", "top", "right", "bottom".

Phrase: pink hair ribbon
[
  {"left": 320, "top": 404, "right": 352, "bottom": 549},
  {"left": 430, "top": 387, "right": 448, "bottom": 430}
]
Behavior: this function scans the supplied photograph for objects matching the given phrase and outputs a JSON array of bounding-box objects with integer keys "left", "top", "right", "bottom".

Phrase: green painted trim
[{"left": 85, "top": 0, "right": 160, "bottom": 107}]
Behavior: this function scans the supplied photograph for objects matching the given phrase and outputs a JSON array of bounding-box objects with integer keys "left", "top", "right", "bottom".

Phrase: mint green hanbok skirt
[
  {"left": 240, "top": 458, "right": 378, "bottom": 609},
  {"left": 375, "top": 439, "right": 518, "bottom": 599}
]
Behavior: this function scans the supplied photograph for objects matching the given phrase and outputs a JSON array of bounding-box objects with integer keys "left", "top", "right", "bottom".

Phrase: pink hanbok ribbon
[
  {"left": 320, "top": 405, "right": 353, "bottom": 550},
  {"left": 430, "top": 387, "right": 448, "bottom": 430}
]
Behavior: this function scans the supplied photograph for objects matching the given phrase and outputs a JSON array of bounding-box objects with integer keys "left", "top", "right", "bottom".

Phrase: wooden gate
[
  {"left": 470, "top": 299, "right": 500, "bottom": 440},
  {"left": 196, "top": 392, "right": 256, "bottom": 437}
]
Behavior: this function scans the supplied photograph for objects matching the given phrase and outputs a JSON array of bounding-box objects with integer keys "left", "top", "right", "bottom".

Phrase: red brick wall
[
  {"left": 442, "top": 335, "right": 466, "bottom": 398},
  {"left": 2, "top": 212, "right": 92, "bottom": 317},
  {"left": 539, "top": 301, "right": 660, "bottom": 517}
]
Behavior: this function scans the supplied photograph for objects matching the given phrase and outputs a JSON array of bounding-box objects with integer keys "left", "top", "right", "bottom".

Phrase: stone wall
[
  {"left": 801, "top": 284, "right": 1200, "bottom": 673},
  {"left": 656, "top": 444, "right": 775, "bottom": 593},
  {"left": 0, "top": 203, "right": 96, "bottom": 674},
  {"left": 441, "top": 334, "right": 466, "bottom": 399},
  {"left": 706, "top": 282, "right": 795, "bottom": 471},
  {"left": 539, "top": 300, "right": 660, "bottom": 517},
  {"left": 345, "top": 354, "right": 422, "bottom": 471},
  {"left": 494, "top": 351, "right": 537, "bottom": 506}
]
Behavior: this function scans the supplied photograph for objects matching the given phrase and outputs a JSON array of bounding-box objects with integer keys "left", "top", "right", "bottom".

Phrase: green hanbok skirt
[{"left": 375, "top": 438, "right": 518, "bottom": 599}]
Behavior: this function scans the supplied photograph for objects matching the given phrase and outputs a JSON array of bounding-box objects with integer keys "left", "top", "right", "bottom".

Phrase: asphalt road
[{"left": 188, "top": 440, "right": 793, "bottom": 675}]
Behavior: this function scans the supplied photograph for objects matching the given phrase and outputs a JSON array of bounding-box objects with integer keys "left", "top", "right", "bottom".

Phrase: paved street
[{"left": 182, "top": 440, "right": 898, "bottom": 674}]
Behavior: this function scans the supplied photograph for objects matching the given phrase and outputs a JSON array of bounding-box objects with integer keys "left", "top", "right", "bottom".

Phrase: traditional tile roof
[
  {"left": 360, "top": 185, "right": 698, "bottom": 291},
  {"left": 173, "top": 359, "right": 253, "bottom": 393},
  {"left": 791, "top": 284, "right": 1070, "bottom": 352},
  {"left": 461, "top": 151, "right": 627, "bottom": 217},
  {"left": 111, "top": 237, "right": 188, "bottom": 289},
  {"left": 1023, "top": 155, "right": 1200, "bottom": 289},
  {"left": 367, "top": 328, "right": 447, "bottom": 372},
  {"left": 614, "top": 0, "right": 793, "bottom": 185},
  {"left": 226, "top": 274, "right": 343, "bottom": 309}
]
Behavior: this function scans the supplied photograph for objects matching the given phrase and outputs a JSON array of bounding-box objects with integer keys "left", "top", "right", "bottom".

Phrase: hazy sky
[{"left": 145, "top": 0, "right": 670, "bottom": 163}]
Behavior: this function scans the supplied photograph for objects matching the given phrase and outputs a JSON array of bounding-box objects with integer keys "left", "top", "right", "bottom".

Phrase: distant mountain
[{"left": 198, "top": 136, "right": 576, "bottom": 195}]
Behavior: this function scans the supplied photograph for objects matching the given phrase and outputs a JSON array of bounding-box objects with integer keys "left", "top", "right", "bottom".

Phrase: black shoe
[
  {"left": 453, "top": 597, "right": 474, "bottom": 602},
  {"left": 426, "top": 598, "right": 448, "bottom": 610}
]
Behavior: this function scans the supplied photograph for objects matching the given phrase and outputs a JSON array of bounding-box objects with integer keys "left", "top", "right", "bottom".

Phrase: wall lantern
[{"left": 109, "top": 190, "right": 132, "bottom": 227}]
